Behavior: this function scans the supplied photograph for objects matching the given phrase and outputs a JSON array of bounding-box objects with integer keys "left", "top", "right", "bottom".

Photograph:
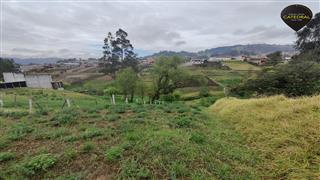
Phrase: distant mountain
[
  {"left": 199, "top": 44, "right": 295, "bottom": 57},
  {"left": 145, "top": 44, "right": 296, "bottom": 58},
  {"left": 144, "top": 51, "right": 198, "bottom": 59},
  {"left": 12, "top": 57, "right": 62, "bottom": 65}
]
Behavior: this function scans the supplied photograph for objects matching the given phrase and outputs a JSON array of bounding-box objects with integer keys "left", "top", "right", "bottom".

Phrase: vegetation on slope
[
  {"left": 0, "top": 89, "right": 257, "bottom": 179},
  {"left": 210, "top": 95, "right": 320, "bottom": 179}
]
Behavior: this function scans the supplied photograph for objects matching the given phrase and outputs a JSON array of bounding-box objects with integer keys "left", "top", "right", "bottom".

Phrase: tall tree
[
  {"left": 266, "top": 51, "right": 282, "bottom": 66},
  {"left": 115, "top": 67, "right": 138, "bottom": 102},
  {"left": 150, "top": 56, "right": 187, "bottom": 101},
  {"left": 0, "top": 58, "right": 19, "bottom": 81},
  {"left": 295, "top": 12, "right": 320, "bottom": 63},
  {"left": 101, "top": 29, "right": 138, "bottom": 76}
]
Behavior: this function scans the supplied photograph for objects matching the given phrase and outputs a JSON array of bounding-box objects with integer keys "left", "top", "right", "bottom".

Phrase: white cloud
[{"left": 1, "top": 1, "right": 319, "bottom": 58}]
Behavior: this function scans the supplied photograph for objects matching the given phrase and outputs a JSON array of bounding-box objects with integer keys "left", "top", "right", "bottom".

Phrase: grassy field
[
  {"left": 0, "top": 89, "right": 319, "bottom": 179},
  {"left": 0, "top": 89, "right": 257, "bottom": 179},
  {"left": 65, "top": 61, "right": 258, "bottom": 98},
  {"left": 210, "top": 95, "right": 320, "bottom": 179}
]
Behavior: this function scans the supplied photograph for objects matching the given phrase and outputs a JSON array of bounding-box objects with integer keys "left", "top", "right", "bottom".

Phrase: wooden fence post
[
  {"left": 29, "top": 97, "right": 33, "bottom": 113},
  {"left": 14, "top": 93, "right": 17, "bottom": 107},
  {"left": 0, "top": 94, "right": 3, "bottom": 111},
  {"left": 112, "top": 94, "right": 116, "bottom": 105},
  {"left": 66, "top": 98, "right": 71, "bottom": 108}
]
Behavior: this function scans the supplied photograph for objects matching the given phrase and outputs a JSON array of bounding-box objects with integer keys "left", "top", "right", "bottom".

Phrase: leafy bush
[
  {"left": 232, "top": 61, "right": 320, "bottom": 97},
  {"left": 0, "top": 152, "right": 15, "bottom": 162},
  {"left": 20, "top": 153, "right": 57, "bottom": 175}
]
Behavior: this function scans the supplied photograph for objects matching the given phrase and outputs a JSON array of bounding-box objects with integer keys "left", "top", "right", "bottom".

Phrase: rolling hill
[{"left": 145, "top": 44, "right": 295, "bottom": 58}]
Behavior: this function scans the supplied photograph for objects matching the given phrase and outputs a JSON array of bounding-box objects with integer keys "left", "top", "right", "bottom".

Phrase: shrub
[
  {"left": 232, "top": 61, "right": 320, "bottom": 97},
  {"left": 20, "top": 153, "right": 57, "bottom": 175},
  {"left": 105, "top": 146, "right": 123, "bottom": 161},
  {"left": 0, "top": 152, "right": 15, "bottom": 162}
]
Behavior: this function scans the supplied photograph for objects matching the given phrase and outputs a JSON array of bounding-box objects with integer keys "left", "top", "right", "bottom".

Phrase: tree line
[{"left": 231, "top": 13, "right": 320, "bottom": 97}]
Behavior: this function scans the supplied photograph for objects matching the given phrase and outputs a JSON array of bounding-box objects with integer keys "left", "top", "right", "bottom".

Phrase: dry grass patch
[{"left": 210, "top": 95, "right": 320, "bottom": 179}]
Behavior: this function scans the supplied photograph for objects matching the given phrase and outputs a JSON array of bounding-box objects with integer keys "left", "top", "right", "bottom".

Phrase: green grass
[
  {"left": 0, "top": 89, "right": 317, "bottom": 179},
  {"left": 0, "top": 89, "right": 257, "bottom": 179},
  {"left": 211, "top": 95, "right": 320, "bottom": 179}
]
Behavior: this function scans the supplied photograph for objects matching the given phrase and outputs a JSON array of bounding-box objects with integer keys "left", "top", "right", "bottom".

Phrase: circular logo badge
[{"left": 281, "top": 4, "right": 313, "bottom": 31}]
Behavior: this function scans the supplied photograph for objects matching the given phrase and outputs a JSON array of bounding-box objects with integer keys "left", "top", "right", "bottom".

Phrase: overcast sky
[{"left": 0, "top": 0, "right": 319, "bottom": 58}]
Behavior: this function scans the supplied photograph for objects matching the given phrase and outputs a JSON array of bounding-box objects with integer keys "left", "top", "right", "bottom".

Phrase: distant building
[
  {"left": 140, "top": 57, "right": 155, "bottom": 66},
  {"left": 0, "top": 72, "right": 63, "bottom": 89},
  {"left": 190, "top": 58, "right": 205, "bottom": 65},
  {"left": 244, "top": 56, "right": 267, "bottom": 66}
]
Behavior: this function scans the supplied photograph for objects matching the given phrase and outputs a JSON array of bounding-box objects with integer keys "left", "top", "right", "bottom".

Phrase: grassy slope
[
  {"left": 210, "top": 95, "right": 320, "bottom": 179},
  {"left": 0, "top": 89, "right": 258, "bottom": 179},
  {"left": 223, "top": 61, "right": 260, "bottom": 71}
]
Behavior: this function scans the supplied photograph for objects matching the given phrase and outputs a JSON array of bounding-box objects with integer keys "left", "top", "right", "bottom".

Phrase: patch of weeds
[
  {"left": 87, "top": 108, "right": 99, "bottom": 114},
  {"left": 62, "top": 135, "right": 79, "bottom": 142},
  {"left": 177, "top": 107, "right": 189, "bottom": 113},
  {"left": 105, "top": 114, "right": 121, "bottom": 122},
  {"left": 51, "top": 108, "right": 78, "bottom": 125},
  {"left": 136, "top": 112, "right": 146, "bottom": 118},
  {"left": 0, "top": 152, "right": 15, "bottom": 162},
  {"left": 130, "top": 118, "right": 145, "bottom": 124},
  {"left": 105, "top": 146, "right": 124, "bottom": 161},
  {"left": 189, "top": 132, "right": 206, "bottom": 144},
  {"left": 164, "top": 107, "right": 174, "bottom": 113},
  {"left": 173, "top": 117, "right": 193, "bottom": 128},
  {"left": 19, "top": 153, "right": 57, "bottom": 176},
  {"left": 111, "top": 105, "right": 126, "bottom": 114},
  {"left": 119, "top": 159, "right": 150, "bottom": 179},
  {"left": 8, "top": 111, "right": 29, "bottom": 119},
  {"left": 55, "top": 173, "right": 83, "bottom": 180},
  {"left": 63, "top": 148, "right": 77, "bottom": 162},
  {"left": 169, "top": 161, "right": 188, "bottom": 178},
  {"left": 80, "top": 142, "right": 95, "bottom": 153},
  {"left": 46, "top": 128, "right": 70, "bottom": 140},
  {"left": 125, "top": 132, "right": 142, "bottom": 142},
  {"left": 36, "top": 108, "right": 49, "bottom": 116},
  {"left": 131, "top": 106, "right": 145, "bottom": 113},
  {"left": 0, "top": 139, "right": 10, "bottom": 149},
  {"left": 8, "top": 123, "right": 33, "bottom": 141},
  {"left": 80, "top": 128, "right": 103, "bottom": 139}
]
